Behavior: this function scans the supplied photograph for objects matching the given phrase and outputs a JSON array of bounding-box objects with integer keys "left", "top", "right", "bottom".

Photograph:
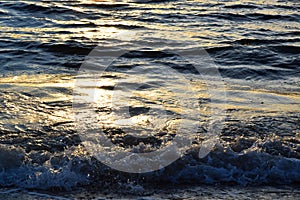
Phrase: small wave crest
[{"left": 0, "top": 127, "right": 299, "bottom": 190}]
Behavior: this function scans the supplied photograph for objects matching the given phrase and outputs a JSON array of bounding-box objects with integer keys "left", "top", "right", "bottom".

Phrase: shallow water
[
  {"left": 0, "top": 0, "right": 299, "bottom": 196},
  {"left": 1, "top": 185, "right": 300, "bottom": 200}
]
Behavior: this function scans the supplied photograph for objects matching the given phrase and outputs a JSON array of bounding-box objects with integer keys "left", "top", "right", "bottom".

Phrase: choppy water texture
[{"left": 0, "top": 0, "right": 299, "bottom": 199}]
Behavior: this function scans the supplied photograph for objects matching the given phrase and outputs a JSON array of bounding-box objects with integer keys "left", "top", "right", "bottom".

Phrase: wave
[
  {"left": 0, "top": 145, "right": 89, "bottom": 190},
  {"left": 224, "top": 4, "right": 259, "bottom": 9},
  {"left": 79, "top": 3, "right": 130, "bottom": 9},
  {"left": 39, "top": 43, "right": 93, "bottom": 56},
  {"left": 3, "top": 1, "right": 83, "bottom": 16},
  {"left": 196, "top": 13, "right": 299, "bottom": 22},
  {"left": 218, "top": 65, "right": 300, "bottom": 80},
  {"left": 0, "top": 141, "right": 299, "bottom": 190},
  {"left": 0, "top": 112, "right": 299, "bottom": 191},
  {"left": 1, "top": 77, "right": 299, "bottom": 190},
  {"left": 232, "top": 39, "right": 300, "bottom": 46}
]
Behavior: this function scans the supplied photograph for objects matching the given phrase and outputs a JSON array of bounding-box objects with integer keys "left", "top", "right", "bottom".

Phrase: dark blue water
[{"left": 0, "top": 0, "right": 299, "bottom": 196}]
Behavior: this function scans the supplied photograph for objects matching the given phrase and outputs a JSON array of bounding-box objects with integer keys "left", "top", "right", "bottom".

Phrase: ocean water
[{"left": 0, "top": 0, "right": 299, "bottom": 199}]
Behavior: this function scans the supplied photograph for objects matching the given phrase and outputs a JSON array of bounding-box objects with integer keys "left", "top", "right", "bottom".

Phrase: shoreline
[{"left": 1, "top": 185, "right": 300, "bottom": 200}]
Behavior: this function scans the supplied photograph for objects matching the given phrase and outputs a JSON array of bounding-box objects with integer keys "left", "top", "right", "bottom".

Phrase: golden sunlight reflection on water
[
  {"left": 0, "top": 73, "right": 299, "bottom": 135},
  {"left": 0, "top": 73, "right": 299, "bottom": 119}
]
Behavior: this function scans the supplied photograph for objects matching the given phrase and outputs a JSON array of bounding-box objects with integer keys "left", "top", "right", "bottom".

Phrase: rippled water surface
[{"left": 0, "top": 0, "right": 299, "bottom": 198}]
